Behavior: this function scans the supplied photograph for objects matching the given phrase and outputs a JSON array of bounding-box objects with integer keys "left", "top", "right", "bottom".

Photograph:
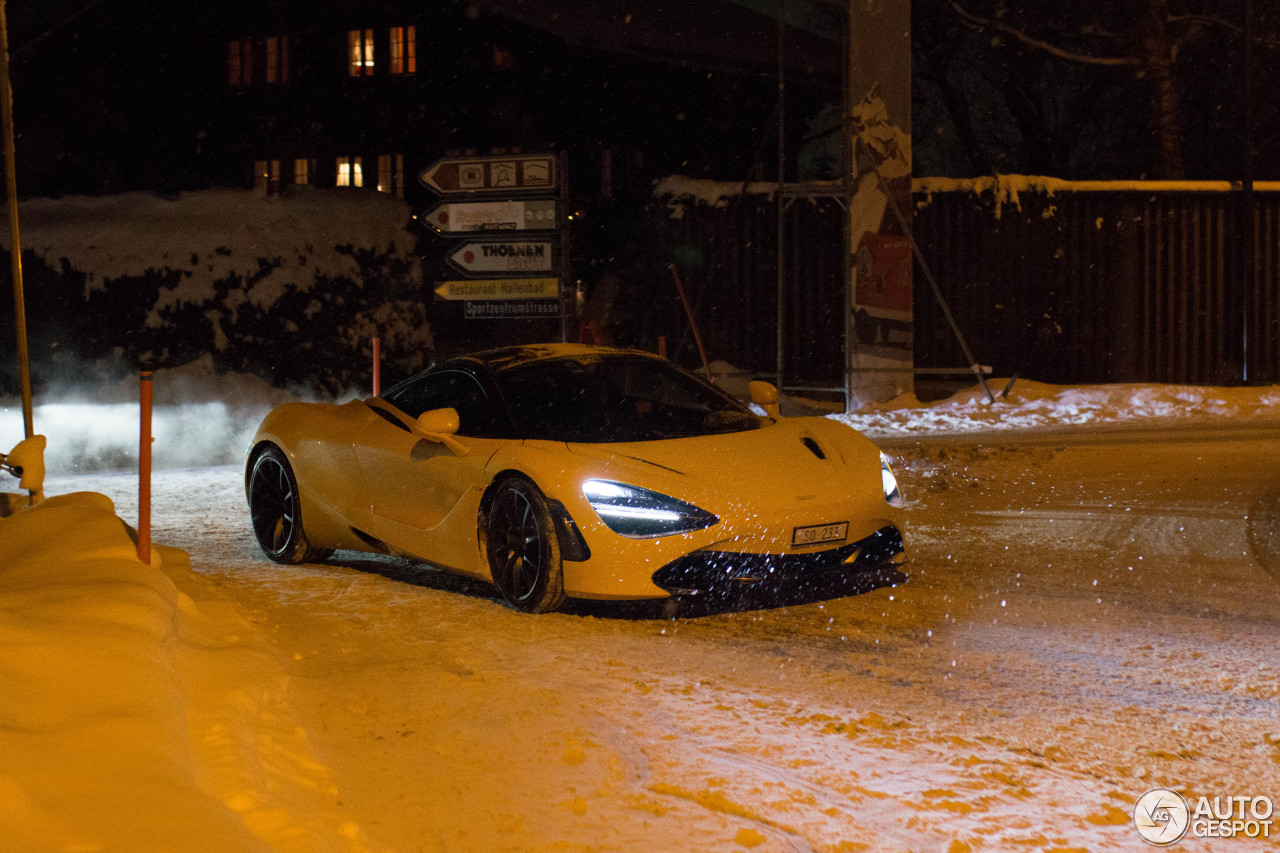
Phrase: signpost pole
[{"left": 558, "top": 150, "right": 570, "bottom": 343}]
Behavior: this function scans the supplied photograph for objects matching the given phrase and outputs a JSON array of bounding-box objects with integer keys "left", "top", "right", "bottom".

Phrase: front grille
[{"left": 651, "top": 524, "right": 904, "bottom": 594}]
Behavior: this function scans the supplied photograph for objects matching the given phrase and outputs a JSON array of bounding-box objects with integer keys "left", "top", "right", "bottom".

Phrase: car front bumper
[{"left": 649, "top": 524, "right": 906, "bottom": 595}]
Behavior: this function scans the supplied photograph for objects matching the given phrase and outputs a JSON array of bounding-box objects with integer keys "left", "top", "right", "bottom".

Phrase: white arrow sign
[
  {"left": 419, "top": 200, "right": 557, "bottom": 234},
  {"left": 448, "top": 240, "right": 554, "bottom": 275}
]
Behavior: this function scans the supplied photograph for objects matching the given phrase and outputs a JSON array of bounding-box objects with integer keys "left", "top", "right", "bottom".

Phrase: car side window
[{"left": 383, "top": 370, "right": 508, "bottom": 438}]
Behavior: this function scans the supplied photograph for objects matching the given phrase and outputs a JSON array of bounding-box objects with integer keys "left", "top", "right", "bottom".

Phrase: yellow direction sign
[{"left": 434, "top": 278, "right": 560, "bottom": 301}]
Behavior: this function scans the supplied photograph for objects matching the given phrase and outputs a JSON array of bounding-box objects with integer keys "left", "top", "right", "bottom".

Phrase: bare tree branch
[
  {"left": 1168, "top": 13, "right": 1280, "bottom": 49},
  {"left": 949, "top": 1, "right": 1140, "bottom": 67}
]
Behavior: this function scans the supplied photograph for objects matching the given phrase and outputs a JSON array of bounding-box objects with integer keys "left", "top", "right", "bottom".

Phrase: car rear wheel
[
  {"left": 485, "top": 474, "right": 567, "bottom": 613},
  {"left": 248, "top": 446, "right": 330, "bottom": 564}
]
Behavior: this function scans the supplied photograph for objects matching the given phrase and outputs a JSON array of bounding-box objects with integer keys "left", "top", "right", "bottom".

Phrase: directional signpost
[
  {"left": 447, "top": 240, "right": 555, "bottom": 276},
  {"left": 433, "top": 277, "right": 561, "bottom": 319},
  {"left": 418, "top": 199, "right": 557, "bottom": 234},
  {"left": 434, "top": 279, "right": 560, "bottom": 301},
  {"left": 421, "top": 152, "right": 566, "bottom": 329},
  {"left": 419, "top": 154, "right": 556, "bottom": 195}
]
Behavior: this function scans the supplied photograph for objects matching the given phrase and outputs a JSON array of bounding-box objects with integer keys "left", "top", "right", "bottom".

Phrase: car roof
[{"left": 441, "top": 343, "right": 665, "bottom": 374}]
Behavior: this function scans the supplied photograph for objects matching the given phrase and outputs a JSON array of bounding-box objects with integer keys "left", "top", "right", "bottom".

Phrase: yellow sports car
[{"left": 246, "top": 343, "right": 906, "bottom": 613}]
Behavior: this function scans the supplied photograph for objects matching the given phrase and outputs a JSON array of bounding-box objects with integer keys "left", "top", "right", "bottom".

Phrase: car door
[{"left": 353, "top": 369, "right": 509, "bottom": 540}]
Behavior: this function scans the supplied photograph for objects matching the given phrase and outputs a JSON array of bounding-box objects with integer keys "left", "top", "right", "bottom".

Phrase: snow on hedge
[
  {"left": 5, "top": 187, "right": 418, "bottom": 316},
  {"left": 1, "top": 187, "right": 430, "bottom": 397}
]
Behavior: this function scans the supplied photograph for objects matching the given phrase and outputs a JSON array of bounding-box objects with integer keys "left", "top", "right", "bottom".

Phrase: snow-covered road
[{"left": 47, "top": 426, "right": 1280, "bottom": 851}]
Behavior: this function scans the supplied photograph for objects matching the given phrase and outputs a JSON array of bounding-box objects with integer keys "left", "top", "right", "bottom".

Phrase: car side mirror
[
  {"left": 748, "top": 381, "right": 781, "bottom": 419},
  {"left": 416, "top": 407, "right": 459, "bottom": 435},
  {"left": 413, "top": 408, "right": 469, "bottom": 456}
]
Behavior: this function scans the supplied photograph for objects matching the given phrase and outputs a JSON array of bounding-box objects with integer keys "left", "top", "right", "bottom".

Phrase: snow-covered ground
[{"left": 2, "top": 379, "right": 1279, "bottom": 851}]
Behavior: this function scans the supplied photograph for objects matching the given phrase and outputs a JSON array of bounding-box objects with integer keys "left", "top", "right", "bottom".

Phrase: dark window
[
  {"left": 228, "top": 38, "right": 252, "bottom": 86},
  {"left": 383, "top": 369, "right": 509, "bottom": 438},
  {"left": 494, "top": 356, "right": 762, "bottom": 443},
  {"left": 265, "top": 36, "right": 289, "bottom": 83}
]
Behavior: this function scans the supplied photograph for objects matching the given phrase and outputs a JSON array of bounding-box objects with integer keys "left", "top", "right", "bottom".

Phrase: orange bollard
[
  {"left": 658, "top": 335, "right": 667, "bottom": 358},
  {"left": 138, "top": 370, "right": 153, "bottom": 565},
  {"left": 372, "top": 336, "right": 381, "bottom": 396}
]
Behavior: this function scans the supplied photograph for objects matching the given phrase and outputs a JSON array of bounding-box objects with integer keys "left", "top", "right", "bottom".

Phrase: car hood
[{"left": 565, "top": 416, "right": 882, "bottom": 503}]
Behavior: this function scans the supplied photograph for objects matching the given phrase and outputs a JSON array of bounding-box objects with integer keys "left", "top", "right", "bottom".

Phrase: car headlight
[
  {"left": 881, "top": 453, "right": 904, "bottom": 507},
  {"left": 582, "top": 479, "right": 718, "bottom": 538}
]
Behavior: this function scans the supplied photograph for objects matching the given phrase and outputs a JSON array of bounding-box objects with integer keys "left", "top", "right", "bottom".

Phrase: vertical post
[
  {"left": 1241, "top": 0, "right": 1254, "bottom": 382},
  {"left": 0, "top": 0, "right": 32, "bottom": 439},
  {"left": 371, "top": 335, "right": 381, "bottom": 396},
  {"left": 775, "top": 1, "right": 787, "bottom": 391},
  {"left": 558, "top": 149, "right": 571, "bottom": 344},
  {"left": 138, "top": 370, "right": 153, "bottom": 565},
  {"left": 842, "top": 0, "right": 854, "bottom": 412},
  {"left": 668, "top": 264, "right": 712, "bottom": 379}
]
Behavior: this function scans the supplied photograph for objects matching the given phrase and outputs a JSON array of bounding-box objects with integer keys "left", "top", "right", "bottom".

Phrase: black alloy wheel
[
  {"left": 485, "top": 475, "right": 567, "bottom": 613},
  {"left": 248, "top": 446, "right": 328, "bottom": 564}
]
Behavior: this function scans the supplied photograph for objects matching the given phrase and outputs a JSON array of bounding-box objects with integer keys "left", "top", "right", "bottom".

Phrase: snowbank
[
  {"left": 0, "top": 491, "right": 372, "bottom": 852},
  {"left": 7, "top": 368, "right": 1280, "bottom": 473},
  {"left": 838, "top": 378, "right": 1280, "bottom": 438}
]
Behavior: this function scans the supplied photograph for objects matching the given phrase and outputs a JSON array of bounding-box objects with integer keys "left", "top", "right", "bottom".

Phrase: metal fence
[
  {"left": 912, "top": 182, "right": 1280, "bottom": 386},
  {"left": 645, "top": 181, "right": 1280, "bottom": 389},
  {"left": 638, "top": 190, "right": 846, "bottom": 386}
]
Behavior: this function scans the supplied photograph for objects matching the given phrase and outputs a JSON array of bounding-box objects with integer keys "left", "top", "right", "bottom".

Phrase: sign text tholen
[{"left": 448, "top": 240, "right": 554, "bottom": 275}]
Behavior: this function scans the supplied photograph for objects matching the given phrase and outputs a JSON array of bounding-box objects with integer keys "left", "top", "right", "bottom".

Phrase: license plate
[{"left": 791, "top": 521, "right": 849, "bottom": 547}]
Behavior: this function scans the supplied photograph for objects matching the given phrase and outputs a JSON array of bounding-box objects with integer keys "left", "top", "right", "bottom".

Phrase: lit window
[
  {"left": 390, "top": 26, "right": 416, "bottom": 75},
  {"left": 265, "top": 36, "right": 289, "bottom": 84},
  {"left": 253, "top": 160, "right": 282, "bottom": 193},
  {"left": 348, "top": 29, "right": 374, "bottom": 76},
  {"left": 376, "top": 154, "right": 405, "bottom": 197},
  {"left": 294, "top": 158, "right": 310, "bottom": 186},
  {"left": 229, "top": 39, "right": 252, "bottom": 86},
  {"left": 337, "top": 156, "right": 364, "bottom": 188}
]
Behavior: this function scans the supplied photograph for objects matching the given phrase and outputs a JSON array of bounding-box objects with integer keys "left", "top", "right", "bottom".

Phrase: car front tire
[
  {"left": 484, "top": 474, "right": 567, "bottom": 614},
  {"left": 248, "top": 446, "right": 330, "bottom": 564}
]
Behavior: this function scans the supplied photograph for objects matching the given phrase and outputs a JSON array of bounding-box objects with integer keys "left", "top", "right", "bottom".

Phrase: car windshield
[{"left": 494, "top": 355, "right": 764, "bottom": 443}]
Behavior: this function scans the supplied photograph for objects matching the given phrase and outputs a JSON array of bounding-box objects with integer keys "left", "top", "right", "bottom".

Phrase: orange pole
[
  {"left": 658, "top": 335, "right": 667, "bottom": 358},
  {"left": 666, "top": 263, "right": 712, "bottom": 379},
  {"left": 0, "top": 0, "right": 32, "bottom": 440},
  {"left": 138, "top": 370, "right": 152, "bottom": 565},
  {"left": 372, "top": 336, "right": 381, "bottom": 396}
]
